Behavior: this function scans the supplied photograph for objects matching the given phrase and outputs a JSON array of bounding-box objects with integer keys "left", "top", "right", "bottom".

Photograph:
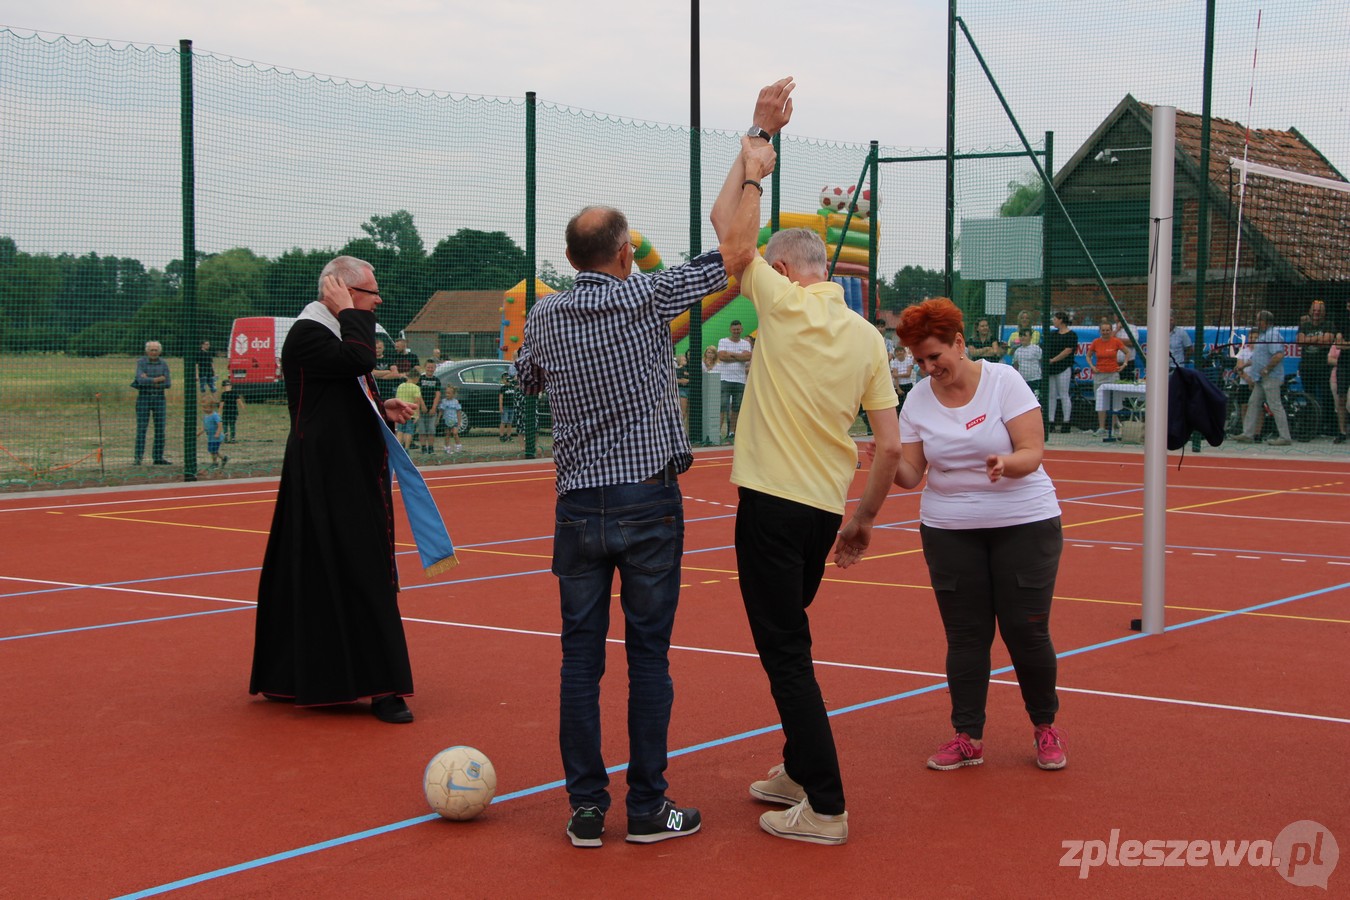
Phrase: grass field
[{"left": 0, "top": 354, "right": 552, "bottom": 490}]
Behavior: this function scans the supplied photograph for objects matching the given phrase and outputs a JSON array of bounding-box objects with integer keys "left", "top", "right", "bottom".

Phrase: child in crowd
[
  {"left": 499, "top": 373, "right": 519, "bottom": 443},
  {"left": 394, "top": 366, "right": 424, "bottom": 450},
  {"left": 202, "top": 398, "right": 228, "bottom": 468},
  {"left": 219, "top": 380, "right": 242, "bottom": 443},
  {"left": 440, "top": 386, "right": 464, "bottom": 453}
]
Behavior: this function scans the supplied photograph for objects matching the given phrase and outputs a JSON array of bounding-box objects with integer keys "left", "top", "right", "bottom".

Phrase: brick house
[
  {"left": 403, "top": 290, "right": 507, "bottom": 362},
  {"left": 1006, "top": 94, "right": 1350, "bottom": 331}
]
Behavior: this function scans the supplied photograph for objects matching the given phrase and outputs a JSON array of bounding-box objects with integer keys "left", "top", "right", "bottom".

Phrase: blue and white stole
[{"left": 297, "top": 301, "right": 458, "bottom": 576}]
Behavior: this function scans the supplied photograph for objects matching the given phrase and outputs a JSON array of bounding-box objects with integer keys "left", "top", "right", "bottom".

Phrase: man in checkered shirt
[{"left": 516, "top": 78, "right": 791, "bottom": 849}]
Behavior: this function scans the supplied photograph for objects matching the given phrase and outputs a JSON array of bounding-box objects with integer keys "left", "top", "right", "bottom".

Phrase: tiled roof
[
  {"left": 405, "top": 290, "right": 506, "bottom": 333},
  {"left": 1147, "top": 101, "right": 1350, "bottom": 282}
]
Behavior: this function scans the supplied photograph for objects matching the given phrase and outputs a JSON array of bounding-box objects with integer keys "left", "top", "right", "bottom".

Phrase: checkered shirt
[{"left": 517, "top": 251, "right": 727, "bottom": 494}]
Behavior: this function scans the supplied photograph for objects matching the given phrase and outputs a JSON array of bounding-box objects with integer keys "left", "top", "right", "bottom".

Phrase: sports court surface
[{"left": 2, "top": 447, "right": 1346, "bottom": 897}]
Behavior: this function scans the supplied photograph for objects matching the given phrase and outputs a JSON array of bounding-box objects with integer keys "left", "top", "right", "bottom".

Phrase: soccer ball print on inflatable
[
  {"left": 423, "top": 745, "right": 498, "bottom": 821},
  {"left": 819, "top": 186, "right": 872, "bottom": 218},
  {"left": 820, "top": 185, "right": 854, "bottom": 213}
]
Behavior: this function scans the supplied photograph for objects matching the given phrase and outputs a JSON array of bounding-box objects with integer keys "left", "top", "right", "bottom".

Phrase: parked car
[{"left": 432, "top": 359, "right": 550, "bottom": 435}]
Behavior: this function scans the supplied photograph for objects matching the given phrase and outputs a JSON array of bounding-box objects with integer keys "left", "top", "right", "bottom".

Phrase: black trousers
[
  {"left": 735, "top": 487, "right": 846, "bottom": 815},
  {"left": 919, "top": 517, "right": 1062, "bottom": 740}
]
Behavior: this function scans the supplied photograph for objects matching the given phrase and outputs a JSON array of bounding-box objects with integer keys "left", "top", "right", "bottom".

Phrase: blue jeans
[
  {"left": 553, "top": 479, "right": 683, "bottom": 817},
  {"left": 134, "top": 391, "right": 167, "bottom": 463}
]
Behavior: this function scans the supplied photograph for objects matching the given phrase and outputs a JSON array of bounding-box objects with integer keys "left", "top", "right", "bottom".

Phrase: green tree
[
  {"left": 361, "top": 210, "right": 426, "bottom": 260},
  {"left": 195, "top": 248, "right": 270, "bottom": 346},
  {"left": 351, "top": 211, "right": 430, "bottom": 334},
  {"left": 0, "top": 241, "right": 63, "bottom": 351},
  {"left": 1000, "top": 172, "right": 1044, "bottom": 217},
  {"left": 264, "top": 248, "right": 333, "bottom": 318},
  {"left": 538, "top": 259, "right": 574, "bottom": 292},
  {"left": 878, "top": 265, "right": 946, "bottom": 308},
  {"left": 429, "top": 229, "right": 528, "bottom": 293}
]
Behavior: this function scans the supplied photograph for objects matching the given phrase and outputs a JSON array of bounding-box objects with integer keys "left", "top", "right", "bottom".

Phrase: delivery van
[{"left": 228, "top": 316, "right": 391, "bottom": 399}]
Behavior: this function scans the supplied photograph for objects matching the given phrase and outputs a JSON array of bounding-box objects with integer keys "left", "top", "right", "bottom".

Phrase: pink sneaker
[
  {"left": 926, "top": 732, "right": 983, "bottom": 770},
  {"left": 1035, "top": 724, "right": 1067, "bottom": 770}
]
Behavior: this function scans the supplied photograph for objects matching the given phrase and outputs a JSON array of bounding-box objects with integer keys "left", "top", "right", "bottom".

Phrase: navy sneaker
[
  {"left": 625, "top": 799, "right": 701, "bottom": 844},
  {"left": 567, "top": 806, "right": 604, "bottom": 848}
]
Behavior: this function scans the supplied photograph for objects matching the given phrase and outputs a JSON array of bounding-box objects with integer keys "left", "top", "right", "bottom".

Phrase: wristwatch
[{"left": 747, "top": 125, "right": 773, "bottom": 142}]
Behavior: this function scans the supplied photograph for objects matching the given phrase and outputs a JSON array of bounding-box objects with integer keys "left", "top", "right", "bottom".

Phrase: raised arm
[
  {"left": 717, "top": 139, "right": 778, "bottom": 280},
  {"left": 710, "top": 77, "right": 794, "bottom": 243}
]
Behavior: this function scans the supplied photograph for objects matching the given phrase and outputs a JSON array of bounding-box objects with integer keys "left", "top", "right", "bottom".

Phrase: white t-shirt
[
  {"left": 716, "top": 337, "right": 752, "bottom": 384},
  {"left": 1012, "top": 343, "right": 1043, "bottom": 382},
  {"left": 893, "top": 355, "right": 915, "bottom": 386},
  {"left": 899, "top": 361, "right": 1061, "bottom": 529}
]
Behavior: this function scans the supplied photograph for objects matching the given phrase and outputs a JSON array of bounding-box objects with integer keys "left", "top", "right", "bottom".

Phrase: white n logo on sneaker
[{"left": 666, "top": 809, "right": 684, "bottom": 830}]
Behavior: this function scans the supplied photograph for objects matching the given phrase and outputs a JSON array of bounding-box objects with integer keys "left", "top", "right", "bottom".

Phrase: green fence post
[
  {"left": 179, "top": 39, "right": 198, "bottom": 482},
  {"left": 688, "top": 60, "right": 704, "bottom": 445},
  {"left": 945, "top": 0, "right": 956, "bottom": 299},
  {"left": 1042, "top": 130, "right": 1054, "bottom": 431},
  {"left": 523, "top": 91, "right": 538, "bottom": 459},
  {"left": 1192, "top": 0, "right": 1216, "bottom": 454},
  {"left": 868, "top": 140, "right": 878, "bottom": 320}
]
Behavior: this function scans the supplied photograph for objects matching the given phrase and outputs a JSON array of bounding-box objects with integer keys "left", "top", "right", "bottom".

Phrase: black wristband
[{"left": 742, "top": 179, "right": 763, "bottom": 195}]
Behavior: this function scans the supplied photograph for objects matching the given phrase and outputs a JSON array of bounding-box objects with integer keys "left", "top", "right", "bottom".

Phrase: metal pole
[
  {"left": 1142, "top": 106, "right": 1176, "bottom": 636},
  {"left": 523, "top": 90, "right": 538, "bottom": 458},
  {"left": 179, "top": 39, "right": 198, "bottom": 482},
  {"left": 944, "top": 0, "right": 956, "bottom": 298},
  {"left": 770, "top": 132, "right": 781, "bottom": 233},
  {"left": 1192, "top": 0, "right": 1216, "bottom": 454},
  {"left": 688, "top": 0, "right": 705, "bottom": 444},
  {"left": 1041, "top": 131, "right": 1054, "bottom": 431},
  {"left": 95, "top": 392, "right": 106, "bottom": 477},
  {"left": 868, "top": 141, "right": 879, "bottom": 320}
]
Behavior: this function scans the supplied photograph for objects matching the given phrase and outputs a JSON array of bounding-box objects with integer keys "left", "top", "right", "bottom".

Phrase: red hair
[{"left": 896, "top": 298, "right": 964, "bottom": 349}]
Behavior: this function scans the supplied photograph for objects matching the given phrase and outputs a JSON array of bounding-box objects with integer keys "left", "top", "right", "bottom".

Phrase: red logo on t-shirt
[{"left": 966, "top": 414, "right": 986, "bottom": 430}]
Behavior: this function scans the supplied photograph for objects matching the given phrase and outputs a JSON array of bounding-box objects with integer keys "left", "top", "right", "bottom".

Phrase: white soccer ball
[
  {"left": 424, "top": 745, "right": 497, "bottom": 821},
  {"left": 853, "top": 190, "right": 872, "bottom": 219},
  {"left": 820, "top": 184, "right": 854, "bottom": 213},
  {"left": 1116, "top": 349, "right": 1127, "bottom": 365}
]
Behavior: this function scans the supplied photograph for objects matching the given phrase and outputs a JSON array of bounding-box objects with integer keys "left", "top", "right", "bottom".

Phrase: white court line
[
  {"left": 4, "top": 577, "right": 1344, "bottom": 727},
  {"left": 406, "top": 613, "right": 1349, "bottom": 726}
]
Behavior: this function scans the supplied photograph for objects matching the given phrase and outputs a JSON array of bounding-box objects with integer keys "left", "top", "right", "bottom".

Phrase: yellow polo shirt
[{"left": 730, "top": 255, "right": 897, "bottom": 515}]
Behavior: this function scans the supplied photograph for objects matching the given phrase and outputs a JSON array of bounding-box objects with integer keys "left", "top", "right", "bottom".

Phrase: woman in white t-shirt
[{"left": 892, "top": 297, "right": 1067, "bottom": 773}]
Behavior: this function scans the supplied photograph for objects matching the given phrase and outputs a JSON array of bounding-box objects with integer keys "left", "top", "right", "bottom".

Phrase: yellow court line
[
  {"left": 681, "top": 564, "right": 739, "bottom": 576},
  {"left": 76, "top": 515, "right": 272, "bottom": 536},
  {"left": 428, "top": 474, "right": 558, "bottom": 492},
  {"left": 83, "top": 498, "right": 275, "bottom": 516}
]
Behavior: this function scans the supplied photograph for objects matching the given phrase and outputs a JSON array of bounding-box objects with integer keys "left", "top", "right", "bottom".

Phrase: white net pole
[{"left": 1141, "top": 106, "right": 1175, "bottom": 636}]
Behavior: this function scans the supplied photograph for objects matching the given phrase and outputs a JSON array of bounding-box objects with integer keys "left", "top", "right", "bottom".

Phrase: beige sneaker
[
  {"left": 759, "top": 798, "right": 847, "bottom": 845},
  {"left": 749, "top": 763, "right": 806, "bottom": 806},
  {"left": 1268, "top": 437, "right": 1291, "bottom": 446}
]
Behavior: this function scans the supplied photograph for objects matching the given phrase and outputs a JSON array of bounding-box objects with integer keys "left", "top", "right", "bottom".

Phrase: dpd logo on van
[{"left": 234, "top": 333, "right": 249, "bottom": 356}]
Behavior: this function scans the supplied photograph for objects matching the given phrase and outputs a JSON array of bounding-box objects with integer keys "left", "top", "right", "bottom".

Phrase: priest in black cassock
[{"left": 249, "top": 256, "right": 420, "bottom": 724}]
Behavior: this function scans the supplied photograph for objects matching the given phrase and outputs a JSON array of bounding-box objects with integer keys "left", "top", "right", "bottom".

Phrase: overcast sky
[
  {"left": 2, "top": 1, "right": 1345, "bottom": 275},
  {"left": 0, "top": 1, "right": 953, "bottom": 148}
]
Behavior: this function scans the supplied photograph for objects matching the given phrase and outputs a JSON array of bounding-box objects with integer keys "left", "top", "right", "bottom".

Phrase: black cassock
[{"left": 249, "top": 308, "right": 414, "bottom": 705}]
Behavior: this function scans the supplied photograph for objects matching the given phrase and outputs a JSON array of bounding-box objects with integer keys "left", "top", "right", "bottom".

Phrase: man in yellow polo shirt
[{"left": 710, "top": 88, "right": 901, "bottom": 844}]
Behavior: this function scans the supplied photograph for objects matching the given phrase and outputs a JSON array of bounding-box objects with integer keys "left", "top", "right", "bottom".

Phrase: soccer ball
[
  {"left": 853, "top": 189, "right": 872, "bottom": 219},
  {"left": 820, "top": 184, "right": 855, "bottom": 213},
  {"left": 424, "top": 745, "right": 497, "bottom": 821}
]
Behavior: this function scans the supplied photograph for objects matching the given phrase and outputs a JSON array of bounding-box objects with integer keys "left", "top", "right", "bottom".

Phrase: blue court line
[
  {"left": 113, "top": 578, "right": 1343, "bottom": 899},
  {"left": 0, "top": 606, "right": 249, "bottom": 642}
]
